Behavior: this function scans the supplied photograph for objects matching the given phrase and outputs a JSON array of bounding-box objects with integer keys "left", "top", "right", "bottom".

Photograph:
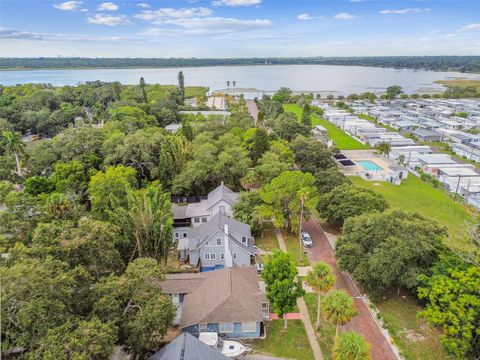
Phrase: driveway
[{"left": 302, "top": 218, "right": 398, "bottom": 360}]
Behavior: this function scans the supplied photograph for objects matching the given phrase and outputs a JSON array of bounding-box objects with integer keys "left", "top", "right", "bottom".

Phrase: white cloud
[
  {"left": 297, "top": 13, "right": 322, "bottom": 21},
  {"left": 380, "top": 8, "right": 431, "bottom": 15},
  {"left": 142, "top": 16, "right": 272, "bottom": 36},
  {"left": 135, "top": 7, "right": 212, "bottom": 23},
  {"left": 137, "top": 3, "right": 150, "bottom": 8},
  {"left": 53, "top": 1, "right": 83, "bottom": 11},
  {"left": 333, "top": 12, "right": 356, "bottom": 20},
  {"left": 0, "top": 27, "right": 133, "bottom": 42},
  {"left": 212, "top": 0, "right": 261, "bottom": 6},
  {"left": 87, "top": 14, "right": 131, "bottom": 26},
  {"left": 458, "top": 23, "right": 480, "bottom": 32},
  {"left": 97, "top": 2, "right": 118, "bottom": 11}
]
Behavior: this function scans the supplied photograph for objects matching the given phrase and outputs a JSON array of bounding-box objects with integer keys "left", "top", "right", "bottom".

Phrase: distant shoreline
[
  {"left": 1, "top": 64, "right": 479, "bottom": 74},
  {"left": 1, "top": 56, "right": 479, "bottom": 73}
]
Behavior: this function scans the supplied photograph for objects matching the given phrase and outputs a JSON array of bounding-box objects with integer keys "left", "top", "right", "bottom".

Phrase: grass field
[
  {"left": 434, "top": 79, "right": 480, "bottom": 91},
  {"left": 255, "top": 222, "right": 280, "bottom": 252},
  {"left": 282, "top": 229, "right": 310, "bottom": 266},
  {"left": 376, "top": 295, "right": 453, "bottom": 360},
  {"left": 283, "top": 104, "right": 369, "bottom": 150},
  {"left": 249, "top": 320, "right": 314, "bottom": 360},
  {"left": 304, "top": 293, "right": 336, "bottom": 360},
  {"left": 350, "top": 176, "right": 473, "bottom": 250}
]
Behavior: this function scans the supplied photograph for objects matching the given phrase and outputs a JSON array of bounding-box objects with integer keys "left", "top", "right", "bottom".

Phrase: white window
[
  {"left": 183, "top": 233, "right": 187, "bottom": 238},
  {"left": 216, "top": 238, "right": 222, "bottom": 246},
  {"left": 202, "top": 217, "right": 208, "bottom": 223},
  {"left": 233, "top": 253, "right": 237, "bottom": 259},
  {"left": 219, "top": 322, "right": 234, "bottom": 333},
  {"left": 199, "top": 323, "right": 208, "bottom": 332},
  {"left": 220, "top": 253, "right": 224, "bottom": 259},
  {"left": 175, "top": 232, "right": 179, "bottom": 238},
  {"left": 204, "top": 253, "right": 211, "bottom": 260},
  {"left": 242, "top": 322, "right": 256, "bottom": 332},
  {"left": 211, "top": 253, "right": 216, "bottom": 260},
  {"left": 194, "top": 217, "right": 200, "bottom": 223},
  {"left": 261, "top": 302, "right": 268, "bottom": 310},
  {"left": 242, "top": 236, "right": 247, "bottom": 244}
]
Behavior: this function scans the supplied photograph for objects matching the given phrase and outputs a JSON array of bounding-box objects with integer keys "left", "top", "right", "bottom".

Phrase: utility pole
[
  {"left": 299, "top": 197, "right": 304, "bottom": 259},
  {"left": 454, "top": 174, "right": 463, "bottom": 202}
]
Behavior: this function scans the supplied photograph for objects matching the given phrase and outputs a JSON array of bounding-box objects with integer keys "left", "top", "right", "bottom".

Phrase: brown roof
[
  {"left": 163, "top": 267, "right": 266, "bottom": 329},
  {"left": 161, "top": 273, "right": 207, "bottom": 294}
]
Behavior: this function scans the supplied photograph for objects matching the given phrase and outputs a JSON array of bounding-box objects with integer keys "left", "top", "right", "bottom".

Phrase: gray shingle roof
[
  {"left": 206, "top": 183, "right": 238, "bottom": 209},
  {"left": 148, "top": 332, "right": 229, "bottom": 360},
  {"left": 188, "top": 212, "right": 255, "bottom": 254}
]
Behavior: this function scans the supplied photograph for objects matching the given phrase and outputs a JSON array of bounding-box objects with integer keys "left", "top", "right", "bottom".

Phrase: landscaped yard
[
  {"left": 304, "top": 293, "right": 336, "bottom": 360},
  {"left": 282, "top": 229, "right": 310, "bottom": 266},
  {"left": 249, "top": 320, "right": 314, "bottom": 360},
  {"left": 350, "top": 176, "right": 473, "bottom": 250},
  {"left": 283, "top": 103, "right": 369, "bottom": 150},
  {"left": 255, "top": 222, "right": 280, "bottom": 251},
  {"left": 376, "top": 295, "right": 453, "bottom": 360}
]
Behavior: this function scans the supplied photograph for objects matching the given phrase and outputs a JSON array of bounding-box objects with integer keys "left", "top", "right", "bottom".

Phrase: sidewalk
[{"left": 274, "top": 227, "right": 323, "bottom": 360}]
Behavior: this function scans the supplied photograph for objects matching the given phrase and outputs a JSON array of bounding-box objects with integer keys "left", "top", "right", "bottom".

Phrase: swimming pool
[{"left": 357, "top": 160, "right": 383, "bottom": 171}]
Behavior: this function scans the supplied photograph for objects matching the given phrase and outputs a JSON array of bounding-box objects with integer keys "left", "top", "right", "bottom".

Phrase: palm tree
[
  {"left": 334, "top": 331, "right": 371, "bottom": 360},
  {"left": 232, "top": 80, "right": 236, "bottom": 97},
  {"left": 226, "top": 80, "right": 230, "bottom": 95},
  {"left": 139, "top": 77, "right": 148, "bottom": 103},
  {"left": 322, "top": 290, "right": 357, "bottom": 340},
  {"left": 305, "top": 262, "right": 336, "bottom": 330},
  {"left": 2, "top": 131, "right": 25, "bottom": 177}
]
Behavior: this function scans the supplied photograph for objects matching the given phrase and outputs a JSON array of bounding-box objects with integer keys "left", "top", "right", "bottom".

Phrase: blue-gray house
[{"left": 160, "top": 267, "right": 269, "bottom": 339}]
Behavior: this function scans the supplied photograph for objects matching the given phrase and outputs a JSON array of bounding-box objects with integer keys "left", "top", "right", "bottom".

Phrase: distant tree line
[{"left": 1, "top": 56, "right": 480, "bottom": 73}]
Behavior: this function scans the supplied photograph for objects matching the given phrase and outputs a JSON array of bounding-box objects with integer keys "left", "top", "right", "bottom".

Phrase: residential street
[{"left": 302, "top": 218, "right": 398, "bottom": 360}]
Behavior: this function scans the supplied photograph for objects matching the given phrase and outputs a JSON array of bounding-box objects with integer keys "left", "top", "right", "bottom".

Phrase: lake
[{"left": 1, "top": 65, "right": 479, "bottom": 97}]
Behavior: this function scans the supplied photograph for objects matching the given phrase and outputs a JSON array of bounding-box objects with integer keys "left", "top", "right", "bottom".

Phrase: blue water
[
  {"left": 2, "top": 65, "right": 479, "bottom": 95},
  {"left": 357, "top": 160, "right": 383, "bottom": 171}
]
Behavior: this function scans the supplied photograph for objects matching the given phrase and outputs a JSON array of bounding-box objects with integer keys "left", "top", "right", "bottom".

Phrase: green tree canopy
[
  {"left": 93, "top": 258, "right": 175, "bottom": 358},
  {"left": 418, "top": 264, "right": 480, "bottom": 358},
  {"left": 261, "top": 250, "right": 304, "bottom": 329},
  {"left": 88, "top": 165, "right": 137, "bottom": 216},
  {"left": 318, "top": 184, "right": 389, "bottom": 225},
  {"left": 256, "top": 171, "right": 319, "bottom": 233},
  {"left": 290, "top": 135, "right": 335, "bottom": 174},
  {"left": 336, "top": 210, "right": 447, "bottom": 297},
  {"left": 33, "top": 317, "right": 117, "bottom": 360},
  {"left": 108, "top": 183, "right": 173, "bottom": 262}
]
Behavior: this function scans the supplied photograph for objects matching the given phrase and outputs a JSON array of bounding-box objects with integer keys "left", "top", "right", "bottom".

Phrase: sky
[{"left": 0, "top": 0, "right": 479, "bottom": 57}]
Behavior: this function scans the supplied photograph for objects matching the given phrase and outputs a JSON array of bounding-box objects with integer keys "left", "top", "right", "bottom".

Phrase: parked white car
[{"left": 301, "top": 232, "right": 313, "bottom": 248}]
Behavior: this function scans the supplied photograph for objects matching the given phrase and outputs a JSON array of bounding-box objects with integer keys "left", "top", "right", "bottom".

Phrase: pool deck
[{"left": 339, "top": 150, "right": 397, "bottom": 181}]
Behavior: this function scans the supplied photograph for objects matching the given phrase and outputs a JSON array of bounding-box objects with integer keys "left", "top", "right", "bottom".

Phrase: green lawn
[
  {"left": 283, "top": 103, "right": 369, "bottom": 150},
  {"left": 304, "top": 293, "right": 336, "bottom": 360},
  {"left": 350, "top": 176, "right": 473, "bottom": 250},
  {"left": 250, "top": 320, "right": 314, "bottom": 360},
  {"left": 256, "top": 222, "right": 280, "bottom": 251},
  {"left": 376, "top": 295, "right": 453, "bottom": 360},
  {"left": 282, "top": 230, "right": 310, "bottom": 266}
]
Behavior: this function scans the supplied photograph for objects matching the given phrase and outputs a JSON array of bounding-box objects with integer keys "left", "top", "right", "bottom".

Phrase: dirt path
[{"left": 302, "top": 218, "right": 398, "bottom": 360}]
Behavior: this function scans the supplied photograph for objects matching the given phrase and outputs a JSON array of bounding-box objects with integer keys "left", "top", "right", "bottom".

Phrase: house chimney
[{"left": 224, "top": 223, "right": 233, "bottom": 268}]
